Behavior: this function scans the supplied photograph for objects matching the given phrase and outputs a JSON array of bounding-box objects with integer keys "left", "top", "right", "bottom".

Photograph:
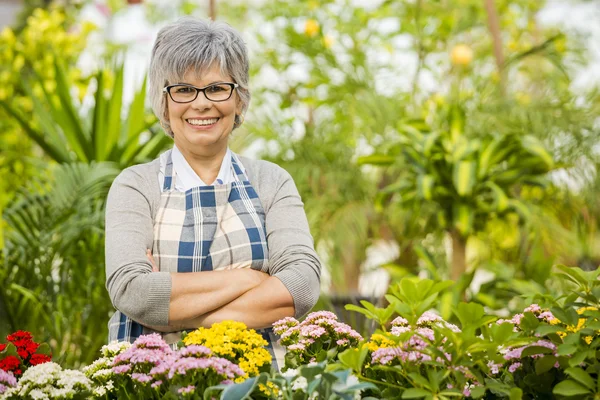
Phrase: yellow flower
[
  {"left": 304, "top": 19, "right": 319, "bottom": 37},
  {"left": 450, "top": 44, "right": 473, "bottom": 66},
  {"left": 322, "top": 35, "right": 334, "bottom": 48},
  {"left": 258, "top": 381, "right": 279, "bottom": 397},
  {"left": 365, "top": 333, "right": 396, "bottom": 352},
  {"left": 183, "top": 320, "right": 272, "bottom": 380}
]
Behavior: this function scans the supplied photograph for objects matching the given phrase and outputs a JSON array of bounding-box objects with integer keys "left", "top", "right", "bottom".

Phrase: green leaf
[
  {"left": 221, "top": 376, "right": 258, "bottom": 400},
  {"left": 452, "top": 160, "right": 476, "bottom": 196},
  {"left": 357, "top": 154, "right": 395, "bottom": 166},
  {"left": 402, "top": 388, "right": 431, "bottom": 399},
  {"left": 521, "top": 345, "right": 554, "bottom": 358},
  {"left": 564, "top": 367, "right": 595, "bottom": 390},
  {"left": 470, "top": 385, "right": 486, "bottom": 399},
  {"left": 552, "top": 380, "right": 592, "bottom": 397},
  {"left": 337, "top": 347, "right": 368, "bottom": 372},
  {"left": 509, "top": 387, "right": 523, "bottom": 400},
  {"left": 521, "top": 135, "right": 554, "bottom": 170},
  {"left": 452, "top": 203, "right": 473, "bottom": 236},
  {"left": 535, "top": 356, "right": 558, "bottom": 375},
  {"left": 417, "top": 174, "right": 435, "bottom": 200}
]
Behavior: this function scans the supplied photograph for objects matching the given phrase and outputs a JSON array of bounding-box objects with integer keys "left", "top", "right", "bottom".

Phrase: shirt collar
[{"left": 171, "top": 145, "right": 233, "bottom": 190}]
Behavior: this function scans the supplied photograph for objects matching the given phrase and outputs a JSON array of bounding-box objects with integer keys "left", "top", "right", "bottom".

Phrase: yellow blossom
[
  {"left": 183, "top": 320, "right": 272, "bottom": 381},
  {"left": 304, "top": 19, "right": 319, "bottom": 37},
  {"left": 450, "top": 44, "right": 473, "bottom": 66},
  {"left": 322, "top": 35, "right": 334, "bottom": 48}
]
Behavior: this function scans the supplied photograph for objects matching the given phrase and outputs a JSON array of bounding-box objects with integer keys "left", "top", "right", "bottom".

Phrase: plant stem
[
  {"left": 450, "top": 230, "right": 467, "bottom": 281},
  {"left": 483, "top": 0, "right": 505, "bottom": 93}
]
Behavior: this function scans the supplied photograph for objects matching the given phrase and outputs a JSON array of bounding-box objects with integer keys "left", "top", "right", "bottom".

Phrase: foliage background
[{"left": 0, "top": 0, "right": 598, "bottom": 369}]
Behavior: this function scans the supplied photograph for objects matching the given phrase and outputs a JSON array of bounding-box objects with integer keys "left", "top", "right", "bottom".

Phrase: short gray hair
[{"left": 148, "top": 17, "right": 250, "bottom": 137}]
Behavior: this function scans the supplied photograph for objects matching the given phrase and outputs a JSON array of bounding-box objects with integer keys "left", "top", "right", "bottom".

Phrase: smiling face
[{"left": 166, "top": 65, "right": 241, "bottom": 159}]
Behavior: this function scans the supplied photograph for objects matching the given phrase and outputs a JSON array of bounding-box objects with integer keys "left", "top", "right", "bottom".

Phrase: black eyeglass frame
[{"left": 163, "top": 82, "right": 239, "bottom": 103}]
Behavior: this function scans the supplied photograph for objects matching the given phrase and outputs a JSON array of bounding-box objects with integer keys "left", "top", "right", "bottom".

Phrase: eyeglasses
[{"left": 163, "top": 82, "right": 239, "bottom": 103}]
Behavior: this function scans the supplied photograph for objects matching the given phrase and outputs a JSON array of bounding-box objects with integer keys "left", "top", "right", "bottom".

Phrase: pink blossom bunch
[
  {"left": 392, "top": 311, "right": 461, "bottom": 333},
  {"left": 0, "top": 370, "right": 17, "bottom": 395},
  {"left": 371, "top": 347, "right": 433, "bottom": 365},
  {"left": 274, "top": 311, "right": 363, "bottom": 367},
  {"left": 112, "top": 334, "right": 174, "bottom": 377},
  {"left": 110, "top": 334, "right": 243, "bottom": 396},
  {"left": 499, "top": 339, "right": 558, "bottom": 373},
  {"left": 166, "top": 356, "right": 244, "bottom": 383},
  {"left": 497, "top": 304, "right": 557, "bottom": 328}
]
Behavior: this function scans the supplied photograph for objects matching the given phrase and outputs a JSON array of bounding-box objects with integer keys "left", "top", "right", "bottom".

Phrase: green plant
[
  {"left": 0, "top": 162, "right": 119, "bottom": 368},
  {"left": 360, "top": 111, "right": 556, "bottom": 282},
  {"left": 0, "top": 61, "right": 169, "bottom": 168}
]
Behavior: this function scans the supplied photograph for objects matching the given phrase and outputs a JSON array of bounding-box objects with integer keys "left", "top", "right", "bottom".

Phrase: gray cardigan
[{"left": 105, "top": 154, "right": 321, "bottom": 327}]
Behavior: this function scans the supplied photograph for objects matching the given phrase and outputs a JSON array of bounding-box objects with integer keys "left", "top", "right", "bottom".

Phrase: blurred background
[{"left": 0, "top": 0, "right": 598, "bottom": 368}]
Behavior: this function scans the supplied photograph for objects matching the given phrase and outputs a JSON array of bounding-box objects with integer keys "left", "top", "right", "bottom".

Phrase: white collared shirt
[{"left": 170, "top": 145, "right": 244, "bottom": 191}]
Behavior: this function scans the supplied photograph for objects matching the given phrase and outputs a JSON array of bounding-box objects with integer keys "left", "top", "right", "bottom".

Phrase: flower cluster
[
  {"left": 0, "top": 331, "right": 52, "bottom": 377},
  {"left": 92, "top": 334, "right": 245, "bottom": 398},
  {"left": 182, "top": 320, "right": 271, "bottom": 380},
  {"left": 0, "top": 370, "right": 17, "bottom": 395},
  {"left": 370, "top": 312, "right": 458, "bottom": 367},
  {"left": 497, "top": 304, "right": 557, "bottom": 329},
  {"left": 1, "top": 362, "right": 91, "bottom": 399},
  {"left": 82, "top": 341, "right": 131, "bottom": 398},
  {"left": 274, "top": 311, "right": 363, "bottom": 368}
]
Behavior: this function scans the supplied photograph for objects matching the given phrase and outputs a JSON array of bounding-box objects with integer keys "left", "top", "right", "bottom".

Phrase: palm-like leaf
[
  {"left": 0, "top": 61, "right": 171, "bottom": 167},
  {"left": 1, "top": 162, "right": 119, "bottom": 368}
]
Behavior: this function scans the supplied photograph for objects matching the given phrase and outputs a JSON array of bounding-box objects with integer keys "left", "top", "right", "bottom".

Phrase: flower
[
  {"left": 0, "top": 331, "right": 52, "bottom": 376},
  {"left": 2, "top": 362, "right": 91, "bottom": 399},
  {"left": 0, "top": 370, "right": 16, "bottom": 394},
  {"left": 182, "top": 321, "right": 271, "bottom": 381},
  {"left": 304, "top": 19, "right": 319, "bottom": 37},
  {"left": 450, "top": 44, "right": 473, "bottom": 66},
  {"left": 275, "top": 311, "right": 362, "bottom": 369}
]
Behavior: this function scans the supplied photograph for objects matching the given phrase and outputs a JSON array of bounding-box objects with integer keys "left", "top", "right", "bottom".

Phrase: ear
[{"left": 235, "top": 96, "right": 243, "bottom": 115}]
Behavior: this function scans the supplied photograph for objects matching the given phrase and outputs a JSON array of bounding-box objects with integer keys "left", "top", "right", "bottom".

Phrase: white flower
[
  {"left": 281, "top": 368, "right": 298, "bottom": 378},
  {"left": 292, "top": 376, "right": 308, "bottom": 391},
  {"left": 101, "top": 341, "right": 132, "bottom": 357},
  {"left": 29, "top": 388, "right": 48, "bottom": 400}
]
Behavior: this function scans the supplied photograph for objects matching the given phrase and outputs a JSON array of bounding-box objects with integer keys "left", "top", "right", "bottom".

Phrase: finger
[{"left": 147, "top": 249, "right": 158, "bottom": 272}]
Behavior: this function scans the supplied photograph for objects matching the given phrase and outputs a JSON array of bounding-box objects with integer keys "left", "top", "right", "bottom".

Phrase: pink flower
[
  {"left": 508, "top": 362, "right": 522, "bottom": 373},
  {"left": 178, "top": 385, "right": 195, "bottom": 394},
  {"left": 113, "top": 364, "right": 132, "bottom": 374},
  {"left": 132, "top": 373, "right": 152, "bottom": 383},
  {"left": 391, "top": 316, "right": 408, "bottom": 326},
  {"left": 178, "top": 345, "right": 212, "bottom": 358}
]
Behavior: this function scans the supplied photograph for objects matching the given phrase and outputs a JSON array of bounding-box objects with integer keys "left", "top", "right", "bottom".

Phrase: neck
[{"left": 176, "top": 145, "right": 227, "bottom": 184}]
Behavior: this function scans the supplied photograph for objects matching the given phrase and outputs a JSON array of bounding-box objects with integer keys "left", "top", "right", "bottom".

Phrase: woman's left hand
[{"left": 147, "top": 249, "right": 159, "bottom": 272}]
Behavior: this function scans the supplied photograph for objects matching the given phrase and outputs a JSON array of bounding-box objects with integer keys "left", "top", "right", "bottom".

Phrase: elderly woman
[{"left": 104, "top": 17, "right": 321, "bottom": 365}]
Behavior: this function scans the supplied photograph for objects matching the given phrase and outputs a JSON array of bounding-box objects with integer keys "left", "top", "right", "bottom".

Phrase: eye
[
  {"left": 206, "top": 84, "right": 229, "bottom": 93},
  {"left": 174, "top": 86, "right": 195, "bottom": 94}
]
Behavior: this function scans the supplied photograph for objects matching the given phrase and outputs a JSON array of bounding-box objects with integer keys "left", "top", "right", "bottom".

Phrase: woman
[{"left": 104, "top": 17, "right": 321, "bottom": 366}]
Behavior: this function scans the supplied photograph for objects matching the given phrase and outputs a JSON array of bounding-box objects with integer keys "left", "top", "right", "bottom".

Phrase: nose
[{"left": 190, "top": 90, "right": 213, "bottom": 111}]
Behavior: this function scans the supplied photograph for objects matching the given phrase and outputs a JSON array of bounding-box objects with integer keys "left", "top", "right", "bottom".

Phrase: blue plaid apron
[{"left": 108, "top": 150, "right": 284, "bottom": 369}]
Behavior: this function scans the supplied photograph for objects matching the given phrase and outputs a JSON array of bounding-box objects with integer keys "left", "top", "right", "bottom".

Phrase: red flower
[
  {"left": 14, "top": 340, "right": 39, "bottom": 360},
  {"left": 6, "top": 331, "right": 33, "bottom": 343},
  {"left": 0, "top": 344, "right": 6, "bottom": 352},
  {"left": 0, "top": 355, "right": 22, "bottom": 376},
  {"left": 29, "top": 353, "right": 52, "bottom": 366}
]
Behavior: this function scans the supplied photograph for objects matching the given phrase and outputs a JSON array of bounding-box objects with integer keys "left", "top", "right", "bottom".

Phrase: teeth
[{"left": 188, "top": 118, "right": 218, "bottom": 126}]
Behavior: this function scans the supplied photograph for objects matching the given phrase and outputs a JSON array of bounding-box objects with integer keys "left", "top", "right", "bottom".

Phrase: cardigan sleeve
[
  {"left": 260, "top": 164, "right": 322, "bottom": 318},
  {"left": 104, "top": 166, "right": 172, "bottom": 326}
]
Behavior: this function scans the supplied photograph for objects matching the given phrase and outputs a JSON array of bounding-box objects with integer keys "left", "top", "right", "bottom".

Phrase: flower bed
[{"left": 2, "top": 266, "right": 600, "bottom": 399}]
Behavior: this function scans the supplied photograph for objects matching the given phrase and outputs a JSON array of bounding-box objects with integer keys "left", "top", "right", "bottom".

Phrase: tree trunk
[
  {"left": 450, "top": 230, "right": 467, "bottom": 281},
  {"left": 483, "top": 0, "right": 505, "bottom": 91},
  {"left": 209, "top": 0, "right": 216, "bottom": 20}
]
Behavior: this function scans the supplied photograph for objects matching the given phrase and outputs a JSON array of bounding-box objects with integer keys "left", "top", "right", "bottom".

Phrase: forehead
[{"left": 170, "top": 63, "right": 233, "bottom": 86}]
